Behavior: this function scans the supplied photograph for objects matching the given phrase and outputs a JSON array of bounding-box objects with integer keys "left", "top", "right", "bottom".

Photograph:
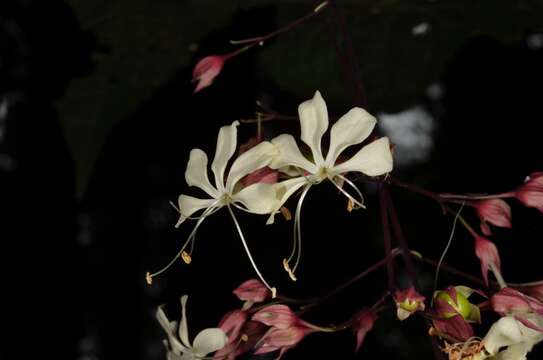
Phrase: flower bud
[
  {"left": 352, "top": 309, "right": 377, "bottom": 352},
  {"left": 218, "top": 310, "right": 247, "bottom": 343},
  {"left": 252, "top": 304, "right": 297, "bottom": 329},
  {"left": 233, "top": 279, "right": 270, "bottom": 304},
  {"left": 192, "top": 55, "right": 225, "bottom": 93},
  {"left": 394, "top": 287, "right": 426, "bottom": 321},
  {"left": 471, "top": 199, "right": 512, "bottom": 236},
  {"left": 515, "top": 172, "right": 543, "bottom": 213},
  {"left": 474, "top": 236, "right": 502, "bottom": 286}
]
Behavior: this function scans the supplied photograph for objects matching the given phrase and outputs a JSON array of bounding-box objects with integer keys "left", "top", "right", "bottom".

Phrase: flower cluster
[{"left": 147, "top": 91, "right": 393, "bottom": 291}]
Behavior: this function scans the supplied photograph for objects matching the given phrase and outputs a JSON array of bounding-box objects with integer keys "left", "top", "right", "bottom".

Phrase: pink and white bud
[
  {"left": 192, "top": 55, "right": 225, "bottom": 93},
  {"left": 515, "top": 172, "right": 543, "bottom": 213},
  {"left": 471, "top": 199, "right": 512, "bottom": 236},
  {"left": 252, "top": 304, "right": 297, "bottom": 329},
  {"left": 491, "top": 288, "right": 543, "bottom": 332},
  {"left": 394, "top": 287, "right": 426, "bottom": 321},
  {"left": 474, "top": 236, "right": 502, "bottom": 286},
  {"left": 352, "top": 309, "right": 377, "bottom": 352},
  {"left": 233, "top": 279, "right": 270, "bottom": 304}
]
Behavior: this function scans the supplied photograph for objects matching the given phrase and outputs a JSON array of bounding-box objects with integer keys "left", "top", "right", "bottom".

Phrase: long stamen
[
  {"left": 146, "top": 205, "right": 218, "bottom": 283},
  {"left": 331, "top": 174, "right": 365, "bottom": 210},
  {"left": 284, "top": 184, "right": 312, "bottom": 281},
  {"left": 227, "top": 204, "right": 277, "bottom": 298}
]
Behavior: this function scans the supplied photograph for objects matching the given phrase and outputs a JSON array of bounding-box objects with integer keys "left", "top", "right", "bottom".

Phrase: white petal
[
  {"left": 299, "top": 91, "right": 328, "bottom": 165},
  {"left": 175, "top": 195, "right": 216, "bottom": 228},
  {"left": 156, "top": 307, "right": 190, "bottom": 354},
  {"left": 495, "top": 342, "right": 533, "bottom": 360},
  {"left": 269, "top": 134, "right": 318, "bottom": 174},
  {"left": 192, "top": 328, "right": 228, "bottom": 356},
  {"left": 179, "top": 295, "right": 191, "bottom": 349},
  {"left": 225, "top": 141, "right": 277, "bottom": 192},
  {"left": 185, "top": 149, "right": 219, "bottom": 198},
  {"left": 484, "top": 317, "right": 525, "bottom": 355},
  {"left": 211, "top": 121, "right": 239, "bottom": 192},
  {"left": 266, "top": 177, "right": 308, "bottom": 225},
  {"left": 333, "top": 137, "right": 393, "bottom": 176},
  {"left": 325, "top": 107, "right": 376, "bottom": 166},
  {"left": 233, "top": 183, "right": 279, "bottom": 214}
]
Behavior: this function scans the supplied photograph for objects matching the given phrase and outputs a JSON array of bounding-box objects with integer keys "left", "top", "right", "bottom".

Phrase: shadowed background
[{"left": 1, "top": 0, "right": 543, "bottom": 359}]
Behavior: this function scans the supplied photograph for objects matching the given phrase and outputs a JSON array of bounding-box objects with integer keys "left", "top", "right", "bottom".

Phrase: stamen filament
[
  {"left": 147, "top": 204, "right": 217, "bottom": 282},
  {"left": 226, "top": 204, "right": 277, "bottom": 297},
  {"left": 332, "top": 174, "right": 365, "bottom": 210},
  {"left": 286, "top": 184, "right": 312, "bottom": 279}
]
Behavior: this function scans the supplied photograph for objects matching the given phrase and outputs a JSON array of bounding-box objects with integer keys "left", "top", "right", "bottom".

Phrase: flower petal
[
  {"left": 226, "top": 141, "right": 277, "bottom": 192},
  {"left": 269, "top": 134, "right": 318, "bottom": 174},
  {"left": 233, "top": 183, "right": 279, "bottom": 214},
  {"left": 192, "top": 328, "right": 228, "bottom": 357},
  {"left": 266, "top": 177, "right": 308, "bottom": 225},
  {"left": 211, "top": 121, "right": 239, "bottom": 192},
  {"left": 299, "top": 91, "right": 328, "bottom": 165},
  {"left": 179, "top": 295, "right": 191, "bottom": 349},
  {"left": 325, "top": 107, "right": 376, "bottom": 166},
  {"left": 156, "top": 307, "right": 190, "bottom": 354},
  {"left": 175, "top": 195, "right": 216, "bottom": 228},
  {"left": 333, "top": 137, "right": 393, "bottom": 176},
  {"left": 185, "top": 149, "right": 219, "bottom": 198},
  {"left": 484, "top": 316, "right": 525, "bottom": 355}
]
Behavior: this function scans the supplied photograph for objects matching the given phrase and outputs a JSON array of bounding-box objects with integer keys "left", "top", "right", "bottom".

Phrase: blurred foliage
[{"left": 60, "top": 0, "right": 543, "bottom": 196}]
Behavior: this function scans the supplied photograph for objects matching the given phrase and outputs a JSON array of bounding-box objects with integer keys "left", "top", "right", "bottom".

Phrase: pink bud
[
  {"left": 352, "top": 309, "right": 377, "bottom": 352},
  {"left": 218, "top": 310, "right": 247, "bottom": 344},
  {"left": 253, "top": 326, "right": 312, "bottom": 358},
  {"left": 515, "top": 172, "right": 543, "bottom": 213},
  {"left": 492, "top": 288, "right": 543, "bottom": 316},
  {"left": 471, "top": 199, "right": 512, "bottom": 236},
  {"left": 432, "top": 314, "right": 474, "bottom": 342},
  {"left": 252, "top": 304, "right": 297, "bottom": 329},
  {"left": 515, "top": 283, "right": 543, "bottom": 303},
  {"left": 393, "top": 287, "right": 426, "bottom": 321},
  {"left": 233, "top": 279, "right": 270, "bottom": 303},
  {"left": 474, "top": 236, "right": 501, "bottom": 286},
  {"left": 192, "top": 55, "right": 225, "bottom": 93}
]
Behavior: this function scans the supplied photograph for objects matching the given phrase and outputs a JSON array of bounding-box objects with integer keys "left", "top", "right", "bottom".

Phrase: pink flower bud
[
  {"left": 474, "top": 236, "right": 501, "bottom": 286},
  {"left": 218, "top": 310, "right": 247, "bottom": 344},
  {"left": 233, "top": 279, "right": 270, "bottom": 303},
  {"left": 352, "top": 309, "right": 377, "bottom": 352},
  {"left": 253, "top": 326, "right": 313, "bottom": 359},
  {"left": 393, "top": 287, "right": 426, "bottom": 321},
  {"left": 252, "top": 304, "right": 297, "bottom": 329},
  {"left": 492, "top": 288, "right": 543, "bottom": 316},
  {"left": 192, "top": 55, "right": 225, "bottom": 93},
  {"left": 471, "top": 199, "right": 512, "bottom": 236},
  {"left": 515, "top": 172, "right": 543, "bottom": 213}
]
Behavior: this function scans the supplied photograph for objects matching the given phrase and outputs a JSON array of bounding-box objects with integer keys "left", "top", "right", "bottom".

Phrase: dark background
[{"left": 1, "top": 0, "right": 543, "bottom": 359}]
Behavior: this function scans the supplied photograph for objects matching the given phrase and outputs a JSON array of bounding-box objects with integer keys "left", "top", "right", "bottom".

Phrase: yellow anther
[
  {"left": 181, "top": 251, "right": 192, "bottom": 264},
  {"left": 282, "top": 258, "right": 297, "bottom": 281},
  {"left": 280, "top": 206, "right": 292, "bottom": 221},
  {"left": 271, "top": 287, "right": 277, "bottom": 299},
  {"left": 241, "top": 334, "right": 248, "bottom": 342},
  {"left": 347, "top": 198, "right": 354, "bottom": 212},
  {"left": 145, "top": 272, "right": 153, "bottom": 285}
]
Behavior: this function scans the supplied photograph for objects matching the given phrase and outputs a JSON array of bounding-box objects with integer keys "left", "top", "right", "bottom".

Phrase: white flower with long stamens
[
  {"left": 157, "top": 295, "right": 229, "bottom": 360},
  {"left": 268, "top": 91, "right": 393, "bottom": 280},
  {"left": 147, "top": 121, "right": 279, "bottom": 296}
]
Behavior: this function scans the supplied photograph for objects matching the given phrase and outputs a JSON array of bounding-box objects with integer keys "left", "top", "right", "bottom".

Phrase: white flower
[
  {"left": 157, "top": 295, "right": 228, "bottom": 360},
  {"left": 147, "top": 121, "right": 279, "bottom": 295},
  {"left": 482, "top": 315, "right": 543, "bottom": 360},
  {"left": 266, "top": 91, "right": 393, "bottom": 280}
]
